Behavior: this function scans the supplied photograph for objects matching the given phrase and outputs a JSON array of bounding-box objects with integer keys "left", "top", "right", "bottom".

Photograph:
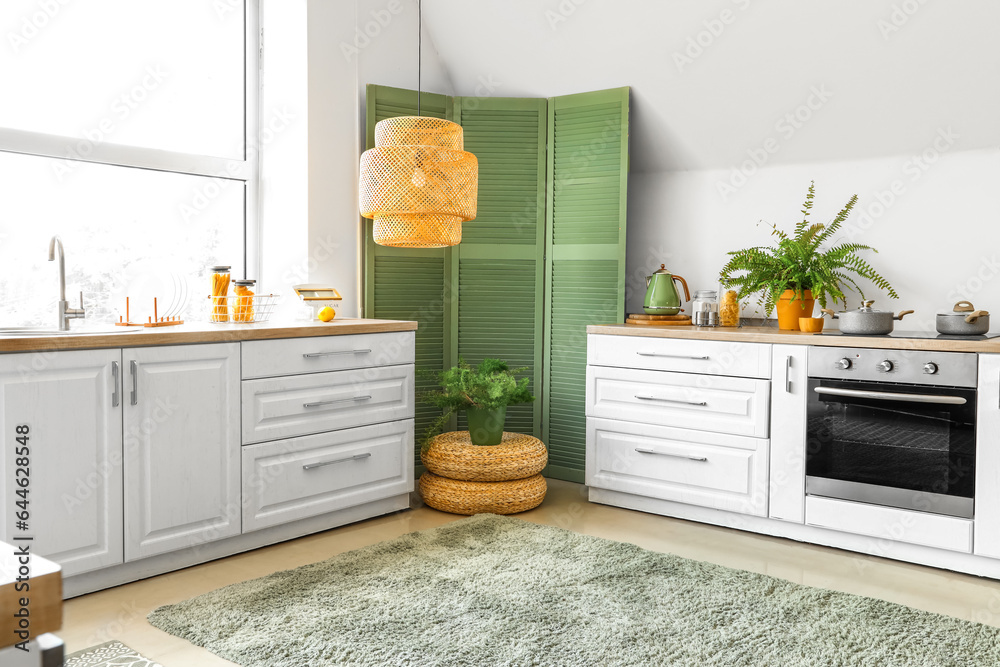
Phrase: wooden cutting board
[
  {"left": 627, "top": 313, "right": 688, "bottom": 321},
  {"left": 625, "top": 316, "right": 692, "bottom": 326}
]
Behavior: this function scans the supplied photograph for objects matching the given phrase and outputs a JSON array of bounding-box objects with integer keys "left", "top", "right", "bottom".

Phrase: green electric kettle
[{"left": 643, "top": 265, "right": 691, "bottom": 315}]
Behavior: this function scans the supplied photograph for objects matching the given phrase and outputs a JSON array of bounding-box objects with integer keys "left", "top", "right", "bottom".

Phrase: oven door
[{"left": 805, "top": 378, "right": 976, "bottom": 518}]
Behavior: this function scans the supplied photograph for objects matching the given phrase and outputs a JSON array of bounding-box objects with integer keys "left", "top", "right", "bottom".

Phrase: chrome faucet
[{"left": 48, "top": 236, "right": 85, "bottom": 331}]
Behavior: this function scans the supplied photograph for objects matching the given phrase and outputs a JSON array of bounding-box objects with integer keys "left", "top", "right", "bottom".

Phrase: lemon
[{"left": 317, "top": 306, "right": 336, "bottom": 322}]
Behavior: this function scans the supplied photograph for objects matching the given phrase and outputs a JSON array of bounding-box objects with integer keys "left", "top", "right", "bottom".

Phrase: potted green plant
[
  {"left": 421, "top": 358, "right": 535, "bottom": 449},
  {"left": 718, "top": 182, "right": 897, "bottom": 330}
]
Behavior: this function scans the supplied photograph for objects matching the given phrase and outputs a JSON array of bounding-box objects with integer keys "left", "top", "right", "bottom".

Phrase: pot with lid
[
  {"left": 936, "top": 301, "right": 990, "bottom": 336},
  {"left": 820, "top": 300, "right": 914, "bottom": 335}
]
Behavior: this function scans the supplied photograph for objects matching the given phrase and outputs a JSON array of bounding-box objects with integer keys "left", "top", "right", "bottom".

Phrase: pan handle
[
  {"left": 895, "top": 310, "right": 915, "bottom": 321},
  {"left": 954, "top": 301, "right": 975, "bottom": 312},
  {"left": 820, "top": 309, "right": 838, "bottom": 319},
  {"left": 965, "top": 310, "right": 990, "bottom": 324}
]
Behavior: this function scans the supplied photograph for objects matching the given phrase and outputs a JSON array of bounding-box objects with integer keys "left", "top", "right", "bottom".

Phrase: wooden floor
[{"left": 61, "top": 480, "right": 1000, "bottom": 665}]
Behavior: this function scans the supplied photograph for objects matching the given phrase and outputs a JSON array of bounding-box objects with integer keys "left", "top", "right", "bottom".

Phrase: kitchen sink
[{"left": 0, "top": 326, "right": 140, "bottom": 336}]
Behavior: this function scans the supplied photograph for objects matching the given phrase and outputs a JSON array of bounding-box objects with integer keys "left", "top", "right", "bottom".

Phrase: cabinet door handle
[
  {"left": 111, "top": 361, "right": 120, "bottom": 407},
  {"left": 303, "top": 349, "right": 372, "bottom": 359},
  {"left": 635, "top": 447, "right": 708, "bottom": 462},
  {"left": 303, "top": 395, "right": 372, "bottom": 409},
  {"left": 636, "top": 352, "right": 709, "bottom": 360},
  {"left": 634, "top": 395, "right": 707, "bottom": 407},
  {"left": 785, "top": 355, "right": 793, "bottom": 393},
  {"left": 130, "top": 360, "right": 138, "bottom": 406},
  {"left": 303, "top": 452, "right": 372, "bottom": 470}
]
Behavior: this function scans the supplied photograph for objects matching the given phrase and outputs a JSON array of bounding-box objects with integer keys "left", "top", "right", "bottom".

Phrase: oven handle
[{"left": 813, "top": 386, "right": 967, "bottom": 405}]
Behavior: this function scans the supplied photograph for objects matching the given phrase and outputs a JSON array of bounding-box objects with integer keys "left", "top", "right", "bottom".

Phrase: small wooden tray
[
  {"left": 628, "top": 313, "right": 688, "bottom": 321},
  {"left": 625, "top": 317, "right": 692, "bottom": 326}
]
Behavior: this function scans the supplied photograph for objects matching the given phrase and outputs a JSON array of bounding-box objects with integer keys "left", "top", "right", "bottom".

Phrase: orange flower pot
[{"left": 776, "top": 290, "right": 815, "bottom": 331}]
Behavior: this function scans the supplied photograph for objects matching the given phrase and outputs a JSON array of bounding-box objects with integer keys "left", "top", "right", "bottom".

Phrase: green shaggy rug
[{"left": 148, "top": 514, "right": 1000, "bottom": 666}]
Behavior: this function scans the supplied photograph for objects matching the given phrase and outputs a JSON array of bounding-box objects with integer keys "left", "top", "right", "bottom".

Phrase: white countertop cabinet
[
  {"left": 0, "top": 349, "right": 124, "bottom": 577},
  {"left": 586, "top": 332, "right": 1000, "bottom": 579},
  {"left": 0, "top": 327, "right": 416, "bottom": 596}
]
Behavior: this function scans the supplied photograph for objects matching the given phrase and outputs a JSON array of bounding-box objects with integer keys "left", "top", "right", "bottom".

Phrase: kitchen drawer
[
  {"left": 586, "top": 365, "right": 770, "bottom": 437},
  {"left": 242, "top": 364, "right": 414, "bottom": 444},
  {"left": 588, "top": 334, "right": 771, "bottom": 379},
  {"left": 242, "top": 420, "right": 414, "bottom": 532},
  {"left": 805, "top": 496, "right": 972, "bottom": 553},
  {"left": 586, "top": 417, "right": 768, "bottom": 516},
  {"left": 241, "top": 331, "right": 415, "bottom": 379}
]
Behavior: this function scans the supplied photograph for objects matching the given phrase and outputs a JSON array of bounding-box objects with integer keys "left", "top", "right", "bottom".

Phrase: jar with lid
[
  {"left": 719, "top": 290, "right": 740, "bottom": 327},
  {"left": 691, "top": 290, "right": 719, "bottom": 327},
  {"left": 210, "top": 266, "right": 231, "bottom": 322},
  {"left": 233, "top": 279, "right": 256, "bottom": 322}
]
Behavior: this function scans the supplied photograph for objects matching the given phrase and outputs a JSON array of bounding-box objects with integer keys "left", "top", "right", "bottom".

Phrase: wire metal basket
[{"left": 207, "top": 294, "right": 280, "bottom": 324}]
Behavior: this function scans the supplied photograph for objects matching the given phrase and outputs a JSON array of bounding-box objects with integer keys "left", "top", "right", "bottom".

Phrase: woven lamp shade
[{"left": 360, "top": 116, "right": 478, "bottom": 248}]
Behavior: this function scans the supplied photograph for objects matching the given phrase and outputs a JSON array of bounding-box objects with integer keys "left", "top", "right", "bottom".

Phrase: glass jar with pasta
[
  {"left": 720, "top": 289, "right": 740, "bottom": 327},
  {"left": 210, "top": 266, "right": 231, "bottom": 322},
  {"left": 233, "top": 279, "right": 256, "bottom": 322}
]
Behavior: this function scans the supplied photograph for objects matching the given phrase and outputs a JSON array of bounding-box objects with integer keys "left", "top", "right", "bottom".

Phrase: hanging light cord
[{"left": 417, "top": 0, "right": 422, "bottom": 117}]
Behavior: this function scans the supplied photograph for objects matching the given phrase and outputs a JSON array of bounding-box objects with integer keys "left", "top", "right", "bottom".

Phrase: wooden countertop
[
  {"left": 0, "top": 319, "right": 417, "bottom": 354},
  {"left": 587, "top": 324, "right": 1000, "bottom": 353}
]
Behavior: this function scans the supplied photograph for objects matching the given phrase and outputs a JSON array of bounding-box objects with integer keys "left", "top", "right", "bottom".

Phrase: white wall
[
  {"left": 417, "top": 0, "right": 1000, "bottom": 330},
  {"left": 626, "top": 148, "right": 1000, "bottom": 332},
  {"left": 302, "top": 0, "right": 454, "bottom": 318}
]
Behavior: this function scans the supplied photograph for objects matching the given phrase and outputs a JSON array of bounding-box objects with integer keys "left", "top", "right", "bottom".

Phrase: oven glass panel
[{"left": 807, "top": 379, "right": 976, "bottom": 499}]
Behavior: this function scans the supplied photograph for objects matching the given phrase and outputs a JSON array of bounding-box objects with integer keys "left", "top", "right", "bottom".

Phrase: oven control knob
[
  {"left": 878, "top": 360, "right": 894, "bottom": 373},
  {"left": 924, "top": 362, "right": 939, "bottom": 375},
  {"left": 835, "top": 358, "right": 852, "bottom": 370}
]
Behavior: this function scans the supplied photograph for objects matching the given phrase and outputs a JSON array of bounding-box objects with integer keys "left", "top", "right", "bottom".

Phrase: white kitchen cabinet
[
  {"left": 123, "top": 343, "right": 241, "bottom": 561},
  {"left": 241, "top": 364, "right": 414, "bottom": 444},
  {"left": 587, "top": 417, "right": 768, "bottom": 516},
  {"left": 242, "top": 419, "right": 413, "bottom": 532},
  {"left": 587, "top": 365, "right": 770, "bottom": 438},
  {"left": 975, "top": 354, "right": 1000, "bottom": 559},
  {"left": 768, "top": 344, "right": 808, "bottom": 524},
  {"left": 588, "top": 333, "right": 772, "bottom": 379},
  {"left": 0, "top": 349, "right": 123, "bottom": 577}
]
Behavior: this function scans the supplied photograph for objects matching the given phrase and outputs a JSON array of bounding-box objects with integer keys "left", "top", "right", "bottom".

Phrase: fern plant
[
  {"left": 718, "top": 182, "right": 897, "bottom": 316},
  {"left": 418, "top": 358, "right": 535, "bottom": 453}
]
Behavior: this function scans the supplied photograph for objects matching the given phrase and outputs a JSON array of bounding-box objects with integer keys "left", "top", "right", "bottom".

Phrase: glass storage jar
[
  {"left": 720, "top": 289, "right": 740, "bottom": 327},
  {"left": 210, "top": 265, "right": 231, "bottom": 322},
  {"left": 691, "top": 290, "right": 719, "bottom": 327}
]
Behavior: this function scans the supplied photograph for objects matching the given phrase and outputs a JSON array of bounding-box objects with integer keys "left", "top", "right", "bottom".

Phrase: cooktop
[{"left": 819, "top": 330, "right": 1000, "bottom": 341}]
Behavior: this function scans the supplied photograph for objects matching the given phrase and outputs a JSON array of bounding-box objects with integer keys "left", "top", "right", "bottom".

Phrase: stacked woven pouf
[{"left": 419, "top": 431, "right": 548, "bottom": 515}]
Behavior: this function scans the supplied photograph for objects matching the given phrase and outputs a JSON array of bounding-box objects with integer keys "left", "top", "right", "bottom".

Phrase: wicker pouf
[
  {"left": 422, "top": 431, "right": 547, "bottom": 481},
  {"left": 419, "top": 472, "right": 547, "bottom": 515}
]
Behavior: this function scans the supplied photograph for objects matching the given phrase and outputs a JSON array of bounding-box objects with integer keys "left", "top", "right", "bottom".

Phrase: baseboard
[
  {"left": 64, "top": 494, "right": 411, "bottom": 598},
  {"left": 588, "top": 487, "right": 1000, "bottom": 580}
]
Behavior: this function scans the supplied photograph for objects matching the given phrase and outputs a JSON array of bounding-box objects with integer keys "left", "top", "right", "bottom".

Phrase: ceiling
[{"left": 420, "top": 0, "right": 1000, "bottom": 173}]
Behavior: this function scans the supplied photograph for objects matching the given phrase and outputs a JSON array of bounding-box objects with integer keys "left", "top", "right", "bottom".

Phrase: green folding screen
[{"left": 363, "top": 84, "right": 628, "bottom": 479}]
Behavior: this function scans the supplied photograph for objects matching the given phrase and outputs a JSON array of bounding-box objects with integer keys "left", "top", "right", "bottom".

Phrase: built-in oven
[{"left": 805, "top": 347, "right": 978, "bottom": 519}]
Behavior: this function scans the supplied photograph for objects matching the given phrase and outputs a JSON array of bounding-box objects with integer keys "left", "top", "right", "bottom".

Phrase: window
[{"left": 0, "top": 0, "right": 259, "bottom": 326}]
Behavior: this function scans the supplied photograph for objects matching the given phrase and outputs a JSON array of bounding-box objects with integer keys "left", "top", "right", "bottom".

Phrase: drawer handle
[
  {"left": 634, "top": 395, "right": 707, "bottom": 407},
  {"left": 635, "top": 447, "right": 708, "bottom": 462},
  {"left": 303, "top": 395, "right": 372, "bottom": 409},
  {"left": 303, "top": 452, "right": 372, "bottom": 470},
  {"left": 636, "top": 352, "right": 710, "bottom": 360},
  {"left": 303, "top": 349, "right": 372, "bottom": 359}
]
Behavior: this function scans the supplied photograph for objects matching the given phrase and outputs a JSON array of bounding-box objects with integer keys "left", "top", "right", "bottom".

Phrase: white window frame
[{"left": 0, "top": 0, "right": 262, "bottom": 279}]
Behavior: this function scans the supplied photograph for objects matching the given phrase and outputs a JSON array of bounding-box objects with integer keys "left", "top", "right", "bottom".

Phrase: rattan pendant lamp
[{"left": 359, "top": 0, "right": 478, "bottom": 248}]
